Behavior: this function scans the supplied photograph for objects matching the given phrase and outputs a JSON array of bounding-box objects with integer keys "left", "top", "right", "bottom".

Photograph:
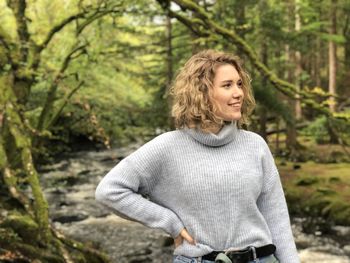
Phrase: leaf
[
  {"left": 299, "top": 21, "right": 328, "bottom": 33},
  {"left": 318, "top": 32, "right": 346, "bottom": 44}
]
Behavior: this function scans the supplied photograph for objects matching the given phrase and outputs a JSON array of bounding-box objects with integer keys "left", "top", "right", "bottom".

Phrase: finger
[
  {"left": 174, "top": 236, "right": 183, "bottom": 248},
  {"left": 181, "top": 229, "right": 196, "bottom": 245}
]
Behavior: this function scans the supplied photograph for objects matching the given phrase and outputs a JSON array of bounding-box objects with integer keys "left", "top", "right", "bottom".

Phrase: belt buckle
[{"left": 225, "top": 248, "right": 250, "bottom": 263}]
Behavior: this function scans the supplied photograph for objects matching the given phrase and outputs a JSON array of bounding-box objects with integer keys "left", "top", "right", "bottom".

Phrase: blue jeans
[{"left": 173, "top": 254, "right": 279, "bottom": 263}]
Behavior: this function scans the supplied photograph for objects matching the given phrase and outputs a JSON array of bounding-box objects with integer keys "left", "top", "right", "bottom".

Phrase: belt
[{"left": 202, "top": 244, "right": 276, "bottom": 263}]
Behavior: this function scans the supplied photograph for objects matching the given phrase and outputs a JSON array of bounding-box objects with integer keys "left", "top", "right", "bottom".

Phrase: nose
[{"left": 232, "top": 85, "right": 243, "bottom": 99}]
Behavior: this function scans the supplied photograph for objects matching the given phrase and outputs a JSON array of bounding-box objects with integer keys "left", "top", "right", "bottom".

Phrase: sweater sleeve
[
  {"left": 95, "top": 138, "right": 184, "bottom": 238},
  {"left": 256, "top": 140, "right": 300, "bottom": 263}
]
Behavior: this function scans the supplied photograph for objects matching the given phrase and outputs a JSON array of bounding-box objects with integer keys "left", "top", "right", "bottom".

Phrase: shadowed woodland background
[{"left": 1, "top": 0, "right": 350, "bottom": 262}]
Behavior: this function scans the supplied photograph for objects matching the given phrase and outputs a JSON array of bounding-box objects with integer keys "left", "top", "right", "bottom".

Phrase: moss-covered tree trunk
[
  {"left": 0, "top": 68, "right": 108, "bottom": 263},
  {"left": 0, "top": 1, "right": 116, "bottom": 261}
]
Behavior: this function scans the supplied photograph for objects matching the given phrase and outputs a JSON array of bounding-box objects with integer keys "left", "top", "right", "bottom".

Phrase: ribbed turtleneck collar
[{"left": 183, "top": 121, "right": 239, "bottom": 147}]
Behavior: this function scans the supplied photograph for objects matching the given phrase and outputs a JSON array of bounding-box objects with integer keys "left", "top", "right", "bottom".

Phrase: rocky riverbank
[{"left": 39, "top": 146, "right": 350, "bottom": 263}]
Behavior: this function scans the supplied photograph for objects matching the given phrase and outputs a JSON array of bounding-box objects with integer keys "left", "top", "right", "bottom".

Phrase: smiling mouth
[{"left": 228, "top": 103, "right": 241, "bottom": 108}]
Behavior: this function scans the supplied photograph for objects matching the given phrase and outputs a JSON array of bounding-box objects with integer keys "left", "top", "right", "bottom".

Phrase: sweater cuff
[{"left": 169, "top": 219, "right": 185, "bottom": 238}]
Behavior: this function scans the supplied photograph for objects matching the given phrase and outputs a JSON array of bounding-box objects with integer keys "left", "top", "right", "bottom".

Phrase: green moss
[
  {"left": 70, "top": 250, "right": 87, "bottom": 263},
  {"left": 316, "top": 187, "right": 336, "bottom": 195},
  {"left": 21, "top": 147, "right": 50, "bottom": 243},
  {"left": 329, "top": 176, "right": 341, "bottom": 183},
  {"left": 11, "top": 242, "right": 65, "bottom": 263},
  {"left": 295, "top": 176, "right": 319, "bottom": 186},
  {"left": 0, "top": 227, "right": 21, "bottom": 244},
  {"left": 323, "top": 200, "right": 350, "bottom": 225},
  {"left": 280, "top": 161, "right": 350, "bottom": 226},
  {"left": 0, "top": 212, "right": 39, "bottom": 243},
  {"left": 0, "top": 212, "right": 109, "bottom": 263}
]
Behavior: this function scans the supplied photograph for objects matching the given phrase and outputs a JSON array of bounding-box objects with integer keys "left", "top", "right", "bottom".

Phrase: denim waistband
[{"left": 173, "top": 254, "right": 280, "bottom": 263}]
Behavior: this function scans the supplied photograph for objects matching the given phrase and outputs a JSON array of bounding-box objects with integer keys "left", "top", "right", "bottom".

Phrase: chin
[{"left": 223, "top": 115, "right": 241, "bottom": 122}]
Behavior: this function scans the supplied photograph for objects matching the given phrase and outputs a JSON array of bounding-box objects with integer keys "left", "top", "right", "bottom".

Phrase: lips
[{"left": 228, "top": 103, "right": 241, "bottom": 107}]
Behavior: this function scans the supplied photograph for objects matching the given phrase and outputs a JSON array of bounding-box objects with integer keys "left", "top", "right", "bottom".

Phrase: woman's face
[{"left": 211, "top": 64, "right": 244, "bottom": 122}]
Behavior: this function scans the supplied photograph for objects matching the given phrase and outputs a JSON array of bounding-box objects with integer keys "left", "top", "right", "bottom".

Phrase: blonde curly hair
[{"left": 170, "top": 49, "right": 256, "bottom": 132}]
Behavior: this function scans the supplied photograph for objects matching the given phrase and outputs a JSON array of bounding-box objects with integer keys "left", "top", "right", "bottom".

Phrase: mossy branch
[
  {"left": 36, "top": 44, "right": 87, "bottom": 132},
  {"left": 52, "top": 227, "right": 111, "bottom": 263},
  {"left": 21, "top": 147, "right": 50, "bottom": 243},
  {"left": 36, "top": 12, "right": 88, "bottom": 54},
  {"left": 47, "top": 80, "right": 85, "bottom": 129},
  {"left": 3, "top": 166, "right": 33, "bottom": 215},
  {"left": 168, "top": 10, "right": 209, "bottom": 37},
  {"left": 76, "top": 7, "right": 122, "bottom": 35}
]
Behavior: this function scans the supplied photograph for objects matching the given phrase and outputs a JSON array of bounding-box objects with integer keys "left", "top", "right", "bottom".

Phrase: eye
[
  {"left": 237, "top": 80, "right": 243, "bottom": 88},
  {"left": 222, "top": 83, "right": 232, "bottom": 89}
]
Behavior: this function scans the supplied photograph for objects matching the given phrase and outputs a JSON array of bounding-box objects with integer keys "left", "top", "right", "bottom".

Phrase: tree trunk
[
  {"left": 1, "top": 74, "right": 50, "bottom": 240},
  {"left": 328, "top": 0, "right": 337, "bottom": 113},
  {"left": 286, "top": 45, "right": 300, "bottom": 159},
  {"left": 259, "top": 41, "right": 268, "bottom": 141},
  {"left": 345, "top": 15, "right": 350, "bottom": 73},
  {"left": 284, "top": 0, "right": 299, "bottom": 159},
  {"left": 294, "top": 0, "right": 302, "bottom": 120},
  {"left": 0, "top": 1, "right": 115, "bottom": 260},
  {"left": 190, "top": 0, "right": 201, "bottom": 54},
  {"left": 233, "top": 0, "right": 247, "bottom": 57},
  {"left": 165, "top": 2, "right": 174, "bottom": 128},
  {"left": 341, "top": 7, "right": 350, "bottom": 102},
  {"left": 166, "top": 10, "right": 173, "bottom": 92},
  {"left": 315, "top": 37, "right": 322, "bottom": 87},
  {"left": 0, "top": 71, "right": 109, "bottom": 263},
  {"left": 328, "top": 0, "right": 338, "bottom": 143}
]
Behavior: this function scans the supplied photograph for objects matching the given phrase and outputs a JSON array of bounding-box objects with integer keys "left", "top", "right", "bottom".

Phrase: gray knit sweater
[{"left": 95, "top": 122, "right": 299, "bottom": 262}]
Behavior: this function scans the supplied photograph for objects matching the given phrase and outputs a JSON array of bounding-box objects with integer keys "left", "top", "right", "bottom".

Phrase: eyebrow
[{"left": 220, "top": 79, "right": 242, "bottom": 84}]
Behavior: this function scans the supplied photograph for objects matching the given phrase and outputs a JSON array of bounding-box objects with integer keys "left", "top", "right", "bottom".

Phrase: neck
[
  {"left": 204, "top": 120, "right": 237, "bottom": 134},
  {"left": 205, "top": 125, "right": 223, "bottom": 134}
]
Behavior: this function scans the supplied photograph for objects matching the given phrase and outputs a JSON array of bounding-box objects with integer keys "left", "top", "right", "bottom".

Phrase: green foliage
[
  {"left": 330, "top": 112, "right": 350, "bottom": 139},
  {"left": 253, "top": 82, "right": 294, "bottom": 125},
  {"left": 300, "top": 112, "right": 350, "bottom": 146},
  {"left": 300, "top": 116, "right": 329, "bottom": 144},
  {"left": 22, "top": 0, "right": 169, "bottom": 151}
]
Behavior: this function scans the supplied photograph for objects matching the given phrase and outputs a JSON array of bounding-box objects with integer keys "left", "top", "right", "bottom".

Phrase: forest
[{"left": 1, "top": 0, "right": 350, "bottom": 262}]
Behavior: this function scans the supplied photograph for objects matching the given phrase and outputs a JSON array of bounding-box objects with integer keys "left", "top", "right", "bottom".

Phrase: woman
[{"left": 95, "top": 50, "right": 299, "bottom": 263}]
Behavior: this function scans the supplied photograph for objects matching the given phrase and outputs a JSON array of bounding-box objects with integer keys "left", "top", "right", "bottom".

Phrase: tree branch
[
  {"left": 36, "top": 12, "right": 88, "bottom": 54},
  {"left": 168, "top": 10, "right": 209, "bottom": 37},
  {"left": 47, "top": 80, "right": 85, "bottom": 129},
  {"left": 36, "top": 44, "right": 88, "bottom": 131},
  {"left": 76, "top": 7, "right": 122, "bottom": 35},
  {"left": 32, "top": 4, "right": 122, "bottom": 73}
]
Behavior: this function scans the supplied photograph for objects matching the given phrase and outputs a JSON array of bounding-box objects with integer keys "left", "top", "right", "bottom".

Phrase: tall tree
[
  {"left": 328, "top": 0, "right": 337, "bottom": 113},
  {"left": 294, "top": 0, "right": 303, "bottom": 120}
]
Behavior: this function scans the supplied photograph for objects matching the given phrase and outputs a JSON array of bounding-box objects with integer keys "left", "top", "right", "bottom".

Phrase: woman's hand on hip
[{"left": 174, "top": 228, "right": 196, "bottom": 248}]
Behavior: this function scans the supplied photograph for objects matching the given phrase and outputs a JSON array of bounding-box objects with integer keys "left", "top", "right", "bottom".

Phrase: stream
[{"left": 38, "top": 144, "right": 350, "bottom": 263}]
